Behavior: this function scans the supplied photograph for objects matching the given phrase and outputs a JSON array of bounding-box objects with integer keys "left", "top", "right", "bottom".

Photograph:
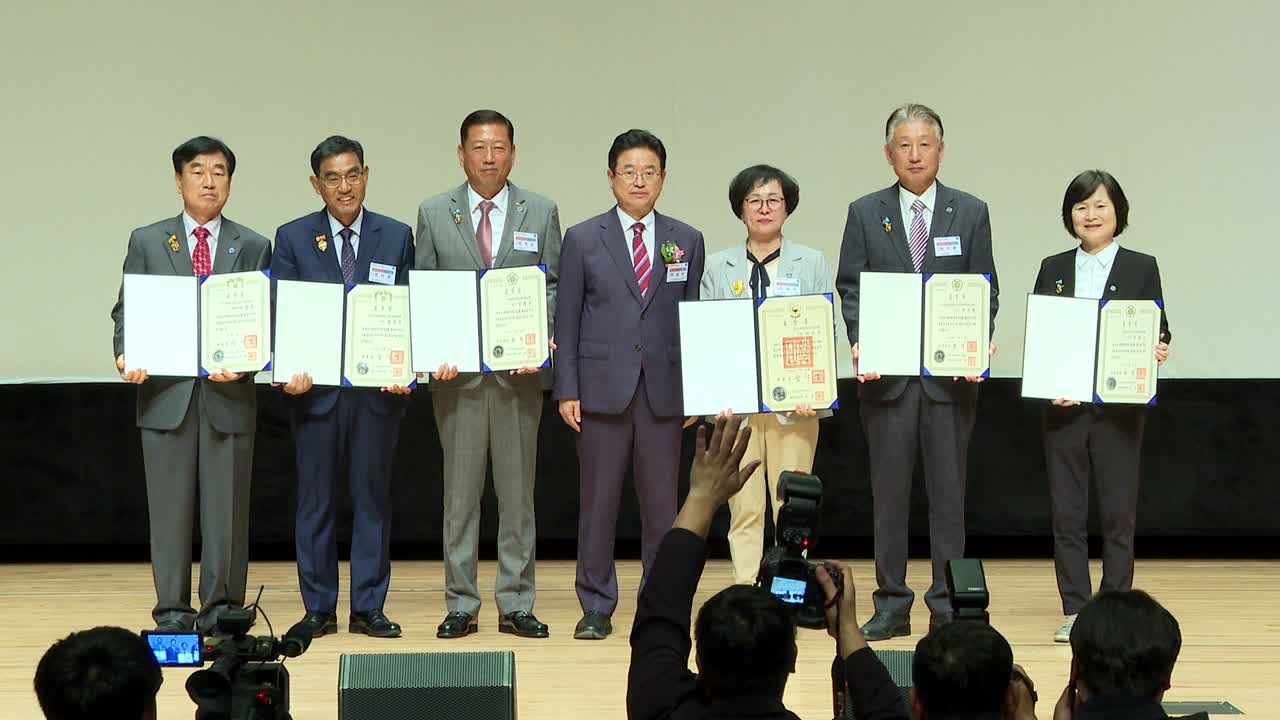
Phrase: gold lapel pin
[
  {"left": 167, "top": 234, "right": 180, "bottom": 253},
  {"left": 315, "top": 234, "right": 328, "bottom": 252}
]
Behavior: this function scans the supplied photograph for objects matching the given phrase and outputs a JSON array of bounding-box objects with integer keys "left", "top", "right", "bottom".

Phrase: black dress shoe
[
  {"left": 928, "top": 613, "right": 953, "bottom": 634},
  {"left": 349, "top": 610, "right": 402, "bottom": 638},
  {"left": 499, "top": 611, "right": 549, "bottom": 638},
  {"left": 155, "top": 619, "right": 189, "bottom": 633},
  {"left": 436, "top": 611, "right": 478, "bottom": 639},
  {"left": 573, "top": 611, "right": 612, "bottom": 640},
  {"left": 860, "top": 610, "right": 911, "bottom": 641},
  {"left": 298, "top": 611, "right": 338, "bottom": 638}
]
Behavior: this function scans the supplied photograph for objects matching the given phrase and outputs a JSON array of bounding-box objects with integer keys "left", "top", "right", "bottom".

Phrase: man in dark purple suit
[{"left": 554, "top": 129, "right": 705, "bottom": 640}]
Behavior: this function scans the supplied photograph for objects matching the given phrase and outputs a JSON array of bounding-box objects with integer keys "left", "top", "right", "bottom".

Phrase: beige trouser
[{"left": 727, "top": 414, "right": 821, "bottom": 585}]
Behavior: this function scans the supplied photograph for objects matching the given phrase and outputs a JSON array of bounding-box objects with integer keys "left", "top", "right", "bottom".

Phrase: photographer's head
[
  {"left": 1070, "top": 590, "right": 1181, "bottom": 703},
  {"left": 912, "top": 621, "right": 1014, "bottom": 720},
  {"left": 694, "top": 584, "right": 798, "bottom": 700},
  {"left": 34, "top": 626, "right": 162, "bottom": 720}
]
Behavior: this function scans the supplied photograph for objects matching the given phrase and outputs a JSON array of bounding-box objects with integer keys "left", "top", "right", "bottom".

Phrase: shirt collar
[
  {"left": 899, "top": 181, "right": 937, "bottom": 213},
  {"left": 328, "top": 208, "right": 364, "bottom": 239},
  {"left": 1075, "top": 240, "right": 1120, "bottom": 269},
  {"left": 467, "top": 183, "right": 509, "bottom": 215},
  {"left": 182, "top": 212, "right": 222, "bottom": 241},
  {"left": 616, "top": 206, "right": 656, "bottom": 233}
]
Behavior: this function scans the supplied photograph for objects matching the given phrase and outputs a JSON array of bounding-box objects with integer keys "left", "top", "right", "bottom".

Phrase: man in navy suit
[
  {"left": 270, "top": 135, "right": 414, "bottom": 639},
  {"left": 554, "top": 129, "right": 705, "bottom": 639}
]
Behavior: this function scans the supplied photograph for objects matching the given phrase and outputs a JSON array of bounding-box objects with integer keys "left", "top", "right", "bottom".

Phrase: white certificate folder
[
  {"left": 857, "top": 272, "right": 922, "bottom": 376},
  {"left": 272, "top": 280, "right": 344, "bottom": 386},
  {"left": 409, "top": 270, "right": 482, "bottom": 374},
  {"left": 1020, "top": 294, "right": 1098, "bottom": 403},
  {"left": 679, "top": 298, "right": 761, "bottom": 417},
  {"left": 123, "top": 274, "right": 198, "bottom": 377}
]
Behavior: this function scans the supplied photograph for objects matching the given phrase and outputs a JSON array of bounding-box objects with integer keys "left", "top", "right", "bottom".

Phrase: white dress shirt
[
  {"left": 468, "top": 183, "right": 509, "bottom": 265},
  {"left": 328, "top": 208, "right": 365, "bottom": 270},
  {"left": 182, "top": 212, "right": 221, "bottom": 263},
  {"left": 616, "top": 207, "right": 657, "bottom": 269},
  {"left": 898, "top": 181, "right": 938, "bottom": 244},
  {"left": 1074, "top": 241, "right": 1119, "bottom": 300}
]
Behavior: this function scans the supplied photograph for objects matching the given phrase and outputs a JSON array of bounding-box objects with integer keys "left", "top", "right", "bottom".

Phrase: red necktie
[
  {"left": 192, "top": 226, "right": 212, "bottom": 276},
  {"left": 631, "top": 222, "right": 650, "bottom": 297}
]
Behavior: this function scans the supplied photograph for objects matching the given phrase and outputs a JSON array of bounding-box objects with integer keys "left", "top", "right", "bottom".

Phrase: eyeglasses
[
  {"left": 320, "top": 171, "right": 365, "bottom": 189},
  {"left": 745, "top": 196, "right": 785, "bottom": 211},
  {"left": 614, "top": 168, "right": 661, "bottom": 183}
]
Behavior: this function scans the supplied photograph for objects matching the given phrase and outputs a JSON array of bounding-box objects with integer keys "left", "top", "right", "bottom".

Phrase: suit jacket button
[{"left": 634, "top": 344, "right": 642, "bottom": 352}]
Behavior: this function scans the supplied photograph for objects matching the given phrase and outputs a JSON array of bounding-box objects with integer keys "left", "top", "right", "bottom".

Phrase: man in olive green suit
[
  {"left": 111, "top": 136, "right": 271, "bottom": 633},
  {"left": 416, "top": 110, "right": 561, "bottom": 639}
]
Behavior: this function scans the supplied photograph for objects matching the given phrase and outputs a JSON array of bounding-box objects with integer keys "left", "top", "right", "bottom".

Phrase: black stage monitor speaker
[{"left": 339, "top": 650, "right": 516, "bottom": 720}]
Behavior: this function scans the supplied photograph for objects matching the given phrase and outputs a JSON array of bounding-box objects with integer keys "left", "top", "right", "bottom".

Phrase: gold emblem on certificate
[
  {"left": 199, "top": 270, "right": 271, "bottom": 373},
  {"left": 1095, "top": 299, "right": 1160, "bottom": 404},
  {"left": 480, "top": 266, "right": 548, "bottom": 372},
  {"left": 922, "top": 273, "right": 990, "bottom": 377},
  {"left": 756, "top": 295, "right": 837, "bottom": 412},
  {"left": 343, "top": 285, "right": 413, "bottom": 386}
]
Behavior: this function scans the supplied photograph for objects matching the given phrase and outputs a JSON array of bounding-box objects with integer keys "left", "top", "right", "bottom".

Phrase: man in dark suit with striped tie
[
  {"left": 270, "top": 135, "right": 414, "bottom": 639},
  {"left": 835, "top": 104, "right": 999, "bottom": 640}
]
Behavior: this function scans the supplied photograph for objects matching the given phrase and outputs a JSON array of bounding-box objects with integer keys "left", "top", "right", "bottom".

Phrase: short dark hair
[
  {"left": 608, "top": 129, "right": 667, "bottom": 172},
  {"left": 1062, "top": 169, "right": 1129, "bottom": 238},
  {"left": 913, "top": 622, "right": 1014, "bottom": 720},
  {"left": 34, "top": 626, "right": 162, "bottom": 720},
  {"left": 460, "top": 109, "right": 515, "bottom": 145},
  {"left": 310, "top": 135, "right": 365, "bottom": 175},
  {"left": 1071, "top": 590, "right": 1182, "bottom": 700},
  {"left": 728, "top": 165, "right": 800, "bottom": 219},
  {"left": 694, "top": 585, "right": 797, "bottom": 699},
  {"left": 172, "top": 136, "right": 236, "bottom": 177}
]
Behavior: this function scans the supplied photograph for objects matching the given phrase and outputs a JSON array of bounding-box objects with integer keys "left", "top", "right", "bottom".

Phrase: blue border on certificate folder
[
  {"left": 755, "top": 292, "right": 840, "bottom": 414},
  {"left": 339, "top": 282, "right": 417, "bottom": 389},
  {"left": 918, "top": 274, "right": 991, "bottom": 379},
  {"left": 1094, "top": 297, "right": 1160, "bottom": 406},
  {"left": 479, "top": 264, "right": 551, "bottom": 373},
  {"left": 198, "top": 270, "right": 273, "bottom": 377}
]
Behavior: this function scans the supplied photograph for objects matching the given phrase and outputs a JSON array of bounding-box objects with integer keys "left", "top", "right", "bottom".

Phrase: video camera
[
  {"left": 145, "top": 598, "right": 313, "bottom": 720},
  {"left": 756, "top": 471, "right": 842, "bottom": 630}
]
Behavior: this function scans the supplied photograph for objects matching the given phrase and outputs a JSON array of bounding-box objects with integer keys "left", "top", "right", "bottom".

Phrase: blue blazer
[{"left": 271, "top": 208, "right": 415, "bottom": 417}]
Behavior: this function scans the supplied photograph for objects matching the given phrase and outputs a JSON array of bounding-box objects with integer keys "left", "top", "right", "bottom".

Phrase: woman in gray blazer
[{"left": 699, "top": 165, "right": 834, "bottom": 585}]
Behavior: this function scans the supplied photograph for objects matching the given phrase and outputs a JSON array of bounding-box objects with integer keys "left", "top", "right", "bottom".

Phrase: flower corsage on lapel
[
  {"left": 167, "top": 234, "right": 180, "bottom": 253},
  {"left": 732, "top": 280, "right": 745, "bottom": 296},
  {"left": 659, "top": 240, "right": 685, "bottom": 265},
  {"left": 315, "top": 234, "right": 328, "bottom": 253},
  {"left": 882, "top": 217, "right": 893, "bottom": 234},
  {"left": 452, "top": 208, "right": 464, "bottom": 225}
]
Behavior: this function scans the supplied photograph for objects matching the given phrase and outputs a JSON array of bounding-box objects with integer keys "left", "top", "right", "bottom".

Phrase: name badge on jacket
[
  {"left": 773, "top": 277, "right": 801, "bottom": 296},
  {"left": 933, "top": 236, "right": 962, "bottom": 257},
  {"left": 666, "top": 262, "right": 689, "bottom": 283},
  {"left": 513, "top": 232, "right": 538, "bottom": 252},
  {"left": 369, "top": 262, "right": 396, "bottom": 285}
]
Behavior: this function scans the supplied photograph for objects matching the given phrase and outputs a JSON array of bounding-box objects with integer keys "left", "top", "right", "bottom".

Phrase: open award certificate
[
  {"left": 1095, "top": 299, "right": 1161, "bottom": 404},
  {"left": 923, "top": 273, "right": 990, "bottom": 377},
  {"left": 479, "top": 265, "right": 549, "bottom": 372},
  {"left": 343, "top": 285, "right": 414, "bottom": 387},
  {"left": 199, "top": 270, "right": 271, "bottom": 374},
  {"left": 756, "top": 294, "right": 838, "bottom": 413}
]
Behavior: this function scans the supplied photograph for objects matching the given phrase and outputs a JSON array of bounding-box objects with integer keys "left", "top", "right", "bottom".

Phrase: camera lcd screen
[
  {"left": 142, "top": 631, "right": 203, "bottom": 667},
  {"left": 769, "top": 576, "right": 807, "bottom": 605}
]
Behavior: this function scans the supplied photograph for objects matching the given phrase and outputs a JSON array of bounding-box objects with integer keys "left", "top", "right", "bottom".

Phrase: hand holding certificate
[{"left": 343, "top": 285, "right": 414, "bottom": 388}]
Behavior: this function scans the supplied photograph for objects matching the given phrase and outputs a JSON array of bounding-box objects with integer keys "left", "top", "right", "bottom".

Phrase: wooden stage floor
[{"left": 2, "top": 558, "right": 1276, "bottom": 719}]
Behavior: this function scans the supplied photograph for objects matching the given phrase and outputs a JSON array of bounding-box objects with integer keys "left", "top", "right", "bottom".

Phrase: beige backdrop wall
[{"left": 1, "top": 0, "right": 1274, "bottom": 381}]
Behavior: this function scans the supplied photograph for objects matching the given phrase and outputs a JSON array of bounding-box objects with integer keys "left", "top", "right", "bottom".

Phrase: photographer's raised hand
[{"left": 673, "top": 414, "right": 761, "bottom": 538}]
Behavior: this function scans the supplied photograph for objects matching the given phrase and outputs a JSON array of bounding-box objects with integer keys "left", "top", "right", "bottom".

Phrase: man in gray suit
[
  {"left": 111, "top": 136, "right": 271, "bottom": 633},
  {"left": 835, "top": 104, "right": 999, "bottom": 640},
  {"left": 416, "top": 110, "right": 561, "bottom": 639}
]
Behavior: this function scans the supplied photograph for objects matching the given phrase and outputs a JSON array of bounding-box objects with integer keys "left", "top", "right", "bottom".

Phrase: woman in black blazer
[{"left": 1032, "top": 170, "right": 1171, "bottom": 642}]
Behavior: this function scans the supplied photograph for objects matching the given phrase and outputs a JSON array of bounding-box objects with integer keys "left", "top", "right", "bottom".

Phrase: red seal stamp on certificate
[
  {"left": 525, "top": 333, "right": 537, "bottom": 346},
  {"left": 812, "top": 369, "right": 825, "bottom": 384},
  {"left": 244, "top": 335, "right": 258, "bottom": 349},
  {"left": 782, "top": 337, "right": 813, "bottom": 369},
  {"left": 390, "top": 350, "right": 404, "bottom": 364}
]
